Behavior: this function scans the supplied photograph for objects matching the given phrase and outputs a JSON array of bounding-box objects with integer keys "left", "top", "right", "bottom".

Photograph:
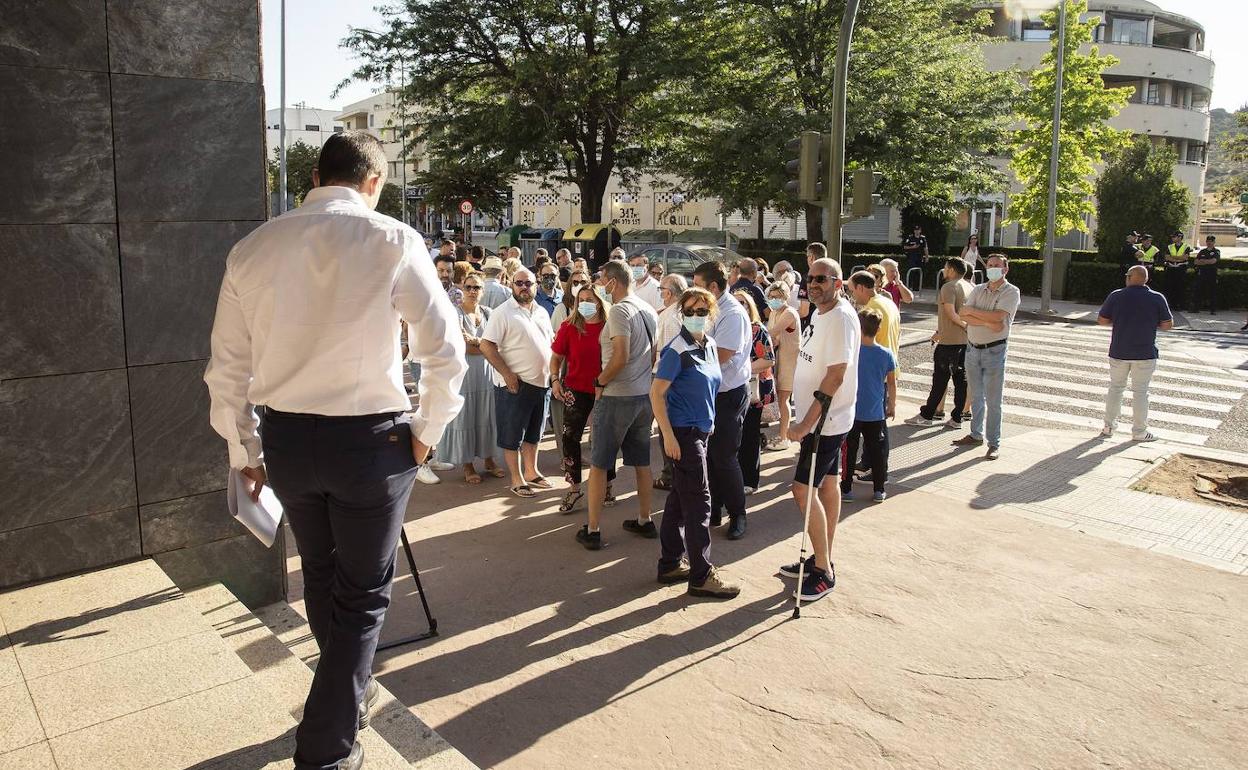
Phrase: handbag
[{"left": 761, "top": 399, "right": 781, "bottom": 424}]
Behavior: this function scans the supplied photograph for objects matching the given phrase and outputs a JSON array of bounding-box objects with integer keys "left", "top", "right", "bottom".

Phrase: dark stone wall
[{"left": 0, "top": 0, "right": 283, "bottom": 607}]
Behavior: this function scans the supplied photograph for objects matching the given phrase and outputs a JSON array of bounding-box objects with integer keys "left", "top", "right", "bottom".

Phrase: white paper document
[{"left": 227, "top": 469, "right": 284, "bottom": 548}]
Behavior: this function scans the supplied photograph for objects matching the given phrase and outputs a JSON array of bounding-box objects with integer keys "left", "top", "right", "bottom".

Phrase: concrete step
[{"left": 185, "top": 583, "right": 476, "bottom": 770}]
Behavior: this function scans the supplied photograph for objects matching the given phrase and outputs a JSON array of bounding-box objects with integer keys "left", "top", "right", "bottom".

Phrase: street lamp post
[
  {"left": 825, "top": 0, "right": 863, "bottom": 268},
  {"left": 1040, "top": 0, "right": 1068, "bottom": 313}
]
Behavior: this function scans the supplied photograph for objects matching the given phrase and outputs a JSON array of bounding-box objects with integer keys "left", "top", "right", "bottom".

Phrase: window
[
  {"left": 1021, "top": 16, "right": 1052, "bottom": 41},
  {"left": 368, "top": 114, "right": 374, "bottom": 127},
  {"left": 333, "top": 126, "right": 344, "bottom": 133},
  {"left": 1146, "top": 83, "right": 1159, "bottom": 105},
  {"left": 304, "top": 124, "right": 320, "bottom": 131},
  {"left": 665, "top": 249, "right": 698, "bottom": 277},
  {"left": 1187, "top": 144, "right": 1206, "bottom": 164},
  {"left": 1111, "top": 17, "right": 1148, "bottom": 45}
]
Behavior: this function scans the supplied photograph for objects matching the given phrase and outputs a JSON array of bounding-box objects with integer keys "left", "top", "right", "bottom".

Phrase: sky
[{"left": 260, "top": 0, "right": 1248, "bottom": 114}]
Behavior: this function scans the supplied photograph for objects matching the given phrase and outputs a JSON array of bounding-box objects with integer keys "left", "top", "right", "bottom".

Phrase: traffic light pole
[{"left": 825, "top": 0, "right": 862, "bottom": 270}]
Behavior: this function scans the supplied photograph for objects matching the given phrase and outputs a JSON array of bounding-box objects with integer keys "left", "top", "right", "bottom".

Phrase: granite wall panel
[
  {"left": 139, "top": 490, "right": 247, "bottom": 554},
  {"left": 0, "top": 65, "right": 115, "bottom": 224},
  {"left": 120, "top": 221, "right": 262, "bottom": 366},
  {"left": 0, "top": 370, "right": 136, "bottom": 532},
  {"left": 0, "top": 224, "right": 125, "bottom": 379},
  {"left": 0, "top": 508, "right": 141, "bottom": 587},
  {"left": 153, "top": 531, "right": 285, "bottom": 610},
  {"left": 106, "top": 0, "right": 260, "bottom": 83},
  {"left": 112, "top": 75, "right": 265, "bottom": 223},
  {"left": 0, "top": 0, "right": 108, "bottom": 71},
  {"left": 129, "top": 361, "right": 226, "bottom": 505}
]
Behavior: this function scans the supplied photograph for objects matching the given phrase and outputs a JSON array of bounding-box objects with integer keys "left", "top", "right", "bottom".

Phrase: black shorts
[{"left": 794, "top": 432, "right": 846, "bottom": 488}]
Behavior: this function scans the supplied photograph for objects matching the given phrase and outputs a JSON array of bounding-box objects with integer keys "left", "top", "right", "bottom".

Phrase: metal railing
[{"left": 906, "top": 267, "right": 924, "bottom": 294}]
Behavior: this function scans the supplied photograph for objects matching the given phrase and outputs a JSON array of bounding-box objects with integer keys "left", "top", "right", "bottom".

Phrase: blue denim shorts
[
  {"left": 495, "top": 382, "right": 549, "bottom": 451},
  {"left": 590, "top": 395, "right": 653, "bottom": 469}
]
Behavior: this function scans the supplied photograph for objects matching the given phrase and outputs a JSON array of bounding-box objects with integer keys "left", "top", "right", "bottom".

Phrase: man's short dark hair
[
  {"left": 693, "top": 260, "right": 729, "bottom": 292},
  {"left": 806, "top": 242, "right": 828, "bottom": 259},
  {"left": 986, "top": 253, "right": 1009, "bottom": 266},
  {"left": 1206, "top": 235, "right": 1216, "bottom": 242},
  {"left": 434, "top": 254, "right": 455, "bottom": 266},
  {"left": 849, "top": 271, "right": 876, "bottom": 290},
  {"left": 470, "top": 245, "right": 485, "bottom": 261},
  {"left": 858, "top": 309, "right": 882, "bottom": 338},
  {"left": 945, "top": 257, "right": 968, "bottom": 277},
  {"left": 441, "top": 238, "right": 455, "bottom": 247},
  {"left": 455, "top": 244, "right": 468, "bottom": 260},
  {"left": 602, "top": 260, "right": 630, "bottom": 285},
  {"left": 737, "top": 258, "right": 757, "bottom": 277},
  {"left": 316, "top": 131, "right": 387, "bottom": 186}
]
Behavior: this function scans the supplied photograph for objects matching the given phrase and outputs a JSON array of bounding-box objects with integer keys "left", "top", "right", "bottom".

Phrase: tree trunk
[
  {"left": 578, "top": 165, "right": 611, "bottom": 224},
  {"left": 756, "top": 203, "right": 764, "bottom": 241},
  {"left": 804, "top": 203, "right": 824, "bottom": 244}
]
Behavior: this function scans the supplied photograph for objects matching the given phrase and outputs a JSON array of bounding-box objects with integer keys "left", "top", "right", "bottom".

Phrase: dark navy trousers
[{"left": 260, "top": 409, "right": 418, "bottom": 770}]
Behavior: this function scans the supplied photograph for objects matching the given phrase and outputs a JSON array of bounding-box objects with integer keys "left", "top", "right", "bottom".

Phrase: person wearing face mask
[
  {"left": 555, "top": 248, "right": 573, "bottom": 281},
  {"left": 629, "top": 253, "right": 664, "bottom": 310},
  {"left": 651, "top": 273, "right": 690, "bottom": 491},
  {"left": 650, "top": 287, "right": 741, "bottom": 599},
  {"left": 954, "top": 254, "right": 1020, "bottom": 461},
  {"left": 1097, "top": 265, "right": 1173, "bottom": 441},
  {"left": 765, "top": 281, "right": 801, "bottom": 450},
  {"left": 551, "top": 284, "right": 616, "bottom": 512},
  {"left": 534, "top": 263, "right": 564, "bottom": 317},
  {"left": 553, "top": 269, "right": 591, "bottom": 328}
]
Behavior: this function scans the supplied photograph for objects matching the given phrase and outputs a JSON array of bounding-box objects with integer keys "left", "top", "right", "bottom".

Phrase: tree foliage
[
  {"left": 659, "top": 0, "right": 1019, "bottom": 241},
  {"left": 1213, "top": 109, "right": 1248, "bottom": 219},
  {"left": 412, "top": 149, "right": 512, "bottom": 219},
  {"left": 338, "top": 0, "right": 702, "bottom": 224},
  {"left": 266, "top": 140, "right": 319, "bottom": 206},
  {"left": 375, "top": 182, "right": 406, "bottom": 220},
  {"left": 1093, "top": 138, "right": 1190, "bottom": 256},
  {"left": 1008, "top": 0, "right": 1131, "bottom": 249}
]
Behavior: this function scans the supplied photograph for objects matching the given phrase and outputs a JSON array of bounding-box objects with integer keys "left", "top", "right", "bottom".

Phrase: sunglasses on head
[
  {"left": 809, "top": 275, "right": 832, "bottom": 284},
  {"left": 682, "top": 307, "right": 710, "bottom": 317},
  {"left": 513, "top": 280, "right": 533, "bottom": 287}
]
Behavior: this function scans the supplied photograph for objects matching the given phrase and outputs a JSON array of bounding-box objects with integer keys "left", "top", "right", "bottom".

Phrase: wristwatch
[{"left": 594, "top": 379, "right": 605, "bottom": 388}]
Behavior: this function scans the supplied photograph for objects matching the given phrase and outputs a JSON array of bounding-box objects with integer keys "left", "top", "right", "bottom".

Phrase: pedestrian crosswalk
[{"left": 896, "top": 322, "right": 1248, "bottom": 447}]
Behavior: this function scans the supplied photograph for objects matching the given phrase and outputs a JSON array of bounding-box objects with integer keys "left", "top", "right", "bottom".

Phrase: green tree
[
  {"left": 375, "top": 182, "right": 405, "bottom": 220},
  {"left": 266, "top": 140, "right": 319, "bottom": 206},
  {"left": 1214, "top": 109, "right": 1248, "bottom": 219},
  {"left": 661, "top": 0, "right": 1019, "bottom": 242},
  {"left": 1008, "top": 0, "right": 1131, "bottom": 249},
  {"left": 338, "top": 0, "right": 704, "bottom": 224},
  {"left": 412, "top": 149, "right": 512, "bottom": 219},
  {"left": 1093, "top": 138, "right": 1190, "bottom": 257}
]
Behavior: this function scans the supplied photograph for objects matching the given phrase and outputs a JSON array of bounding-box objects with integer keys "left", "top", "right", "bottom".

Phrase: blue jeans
[{"left": 966, "top": 343, "right": 1007, "bottom": 448}]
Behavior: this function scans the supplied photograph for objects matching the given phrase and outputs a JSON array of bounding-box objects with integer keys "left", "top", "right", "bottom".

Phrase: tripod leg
[{"left": 400, "top": 529, "right": 437, "bottom": 633}]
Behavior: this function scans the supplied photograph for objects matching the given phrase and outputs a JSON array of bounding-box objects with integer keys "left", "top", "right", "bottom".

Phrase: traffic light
[
  {"left": 784, "top": 131, "right": 827, "bottom": 203},
  {"left": 850, "top": 168, "right": 881, "bottom": 218}
]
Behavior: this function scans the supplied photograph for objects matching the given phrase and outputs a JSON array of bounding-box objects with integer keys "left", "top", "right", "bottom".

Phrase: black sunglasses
[
  {"left": 809, "top": 275, "right": 832, "bottom": 284},
  {"left": 464, "top": 285, "right": 483, "bottom": 291},
  {"left": 513, "top": 280, "right": 533, "bottom": 287},
  {"left": 682, "top": 307, "right": 711, "bottom": 317}
]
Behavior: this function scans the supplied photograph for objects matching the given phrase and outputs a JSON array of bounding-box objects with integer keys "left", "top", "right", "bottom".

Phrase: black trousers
[
  {"left": 559, "top": 389, "right": 614, "bottom": 485},
  {"left": 261, "top": 410, "right": 418, "bottom": 770},
  {"left": 1163, "top": 265, "right": 1188, "bottom": 311},
  {"left": 708, "top": 384, "right": 748, "bottom": 521},
  {"left": 921, "top": 344, "right": 967, "bottom": 421},
  {"left": 1194, "top": 272, "right": 1217, "bottom": 312},
  {"left": 738, "top": 403, "right": 764, "bottom": 489},
  {"left": 658, "top": 427, "right": 714, "bottom": 585},
  {"left": 841, "top": 420, "right": 888, "bottom": 493}
]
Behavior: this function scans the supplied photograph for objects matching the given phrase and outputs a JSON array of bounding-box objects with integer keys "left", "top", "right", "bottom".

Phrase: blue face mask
[
  {"left": 986, "top": 267, "right": 1004, "bottom": 282},
  {"left": 766, "top": 298, "right": 785, "bottom": 311},
  {"left": 595, "top": 285, "right": 611, "bottom": 302},
  {"left": 682, "top": 315, "right": 708, "bottom": 334},
  {"left": 631, "top": 265, "right": 647, "bottom": 280},
  {"left": 577, "top": 301, "right": 598, "bottom": 318}
]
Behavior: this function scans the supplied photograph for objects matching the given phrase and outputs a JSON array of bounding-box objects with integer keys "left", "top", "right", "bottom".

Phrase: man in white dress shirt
[
  {"left": 628, "top": 252, "right": 664, "bottom": 310},
  {"left": 205, "top": 132, "right": 466, "bottom": 770}
]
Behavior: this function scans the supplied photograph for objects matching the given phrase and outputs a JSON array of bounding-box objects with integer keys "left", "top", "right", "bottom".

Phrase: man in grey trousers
[{"left": 205, "top": 131, "right": 466, "bottom": 769}]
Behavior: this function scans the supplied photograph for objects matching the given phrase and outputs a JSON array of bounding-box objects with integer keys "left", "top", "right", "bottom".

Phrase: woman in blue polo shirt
[{"left": 650, "top": 287, "right": 740, "bottom": 599}]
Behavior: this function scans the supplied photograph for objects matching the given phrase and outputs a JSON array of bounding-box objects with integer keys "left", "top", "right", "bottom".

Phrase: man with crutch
[
  {"left": 778, "top": 258, "right": 860, "bottom": 604},
  {"left": 205, "top": 131, "right": 467, "bottom": 770}
]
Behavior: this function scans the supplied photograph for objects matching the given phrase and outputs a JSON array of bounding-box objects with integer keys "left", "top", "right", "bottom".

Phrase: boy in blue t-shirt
[{"left": 841, "top": 309, "right": 896, "bottom": 502}]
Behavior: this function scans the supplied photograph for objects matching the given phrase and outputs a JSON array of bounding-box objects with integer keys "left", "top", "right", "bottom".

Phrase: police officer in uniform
[
  {"left": 1194, "top": 235, "right": 1220, "bottom": 314},
  {"left": 1135, "top": 234, "right": 1159, "bottom": 283},
  {"left": 1118, "top": 230, "right": 1140, "bottom": 273},
  {"left": 1163, "top": 230, "right": 1195, "bottom": 312},
  {"left": 901, "top": 225, "right": 929, "bottom": 291}
]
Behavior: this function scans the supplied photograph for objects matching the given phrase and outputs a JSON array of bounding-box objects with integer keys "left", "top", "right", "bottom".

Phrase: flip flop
[
  {"left": 484, "top": 466, "right": 506, "bottom": 478},
  {"left": 510, "top": 484, "right": 537, "bottom": 498},
  {"left": 526, "top": 476, "right": 553, "bottom": 490}
]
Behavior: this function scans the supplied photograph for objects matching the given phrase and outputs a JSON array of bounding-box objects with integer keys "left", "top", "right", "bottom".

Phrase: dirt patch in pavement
[{"left": 1133, "top": 453, "right": 1248, "bottom": 510}]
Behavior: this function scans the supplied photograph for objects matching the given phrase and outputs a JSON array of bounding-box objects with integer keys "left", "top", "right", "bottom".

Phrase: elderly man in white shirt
[
  {"left": 480, "top": 267, "right": 556, "bottom": 497},
  {"left": 204, "top": 131, "right": 466, "bottom": 770},
  {"left": 628, "top": 252, "right": 664, "bottom": 310}
]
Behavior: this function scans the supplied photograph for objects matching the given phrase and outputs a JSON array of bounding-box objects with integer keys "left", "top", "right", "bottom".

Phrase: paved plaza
[{"left": 275, "top": 421, "right": 1247, "bottom": 768}]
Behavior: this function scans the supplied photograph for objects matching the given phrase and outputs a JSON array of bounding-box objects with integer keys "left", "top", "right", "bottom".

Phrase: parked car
[{"left": 629, "top": 243, "right": 743, "bottom": 279}]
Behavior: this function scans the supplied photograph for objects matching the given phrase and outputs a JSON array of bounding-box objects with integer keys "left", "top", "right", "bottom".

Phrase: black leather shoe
[
  {"left": 710, "top": 513, "right": 723, "bottom": 527},
  {"left": 338, "top": 741, "right": 364, "bottom": 770},
  {"left": 727, "top": 515, "right": 747, "bottom": 540},
  {"left": 358, "top": 676, "right": 379, "bottom": 729}
]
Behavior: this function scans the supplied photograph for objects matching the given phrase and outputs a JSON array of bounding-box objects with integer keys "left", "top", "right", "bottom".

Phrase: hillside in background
[{"left": 1207, "top": 106, "right": 1247, "bottom": 199}]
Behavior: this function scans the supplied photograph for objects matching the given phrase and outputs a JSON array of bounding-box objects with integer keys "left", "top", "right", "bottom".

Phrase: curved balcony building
[{"left": 970, "top": 0, "right": 1213, "bottom": 248}]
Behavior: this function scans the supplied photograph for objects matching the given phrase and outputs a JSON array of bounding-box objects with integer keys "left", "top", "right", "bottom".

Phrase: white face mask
[
  {"left": 631, "top": 265, "right": 647, "bottom": 280},
  {"left": 986, "top": 267, "right": 1004, "bottom": 282}
]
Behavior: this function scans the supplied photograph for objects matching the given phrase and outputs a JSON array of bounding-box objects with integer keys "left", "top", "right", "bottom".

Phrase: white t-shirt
[
  {"left": 633, "top": 275, "right": 664, "bottom": 310},
  {"left": 481, "top": 296, "right": 554, "bottom": 388},
  {"left": 793, "top": 297, "right": 860, "bottom": 436},
  {"left": 711, "top": 291, "right": 752, "bottom": 393}
]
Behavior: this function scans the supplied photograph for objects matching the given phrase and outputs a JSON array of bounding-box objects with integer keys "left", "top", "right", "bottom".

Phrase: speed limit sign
[{"left": 459, "top": 200, "right": 474, "bottom": 215}]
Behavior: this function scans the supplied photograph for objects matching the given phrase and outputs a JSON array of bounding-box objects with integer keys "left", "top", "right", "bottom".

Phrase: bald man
[{"left": 1097, "top": 265, "right": 1173, "bottom": 442}]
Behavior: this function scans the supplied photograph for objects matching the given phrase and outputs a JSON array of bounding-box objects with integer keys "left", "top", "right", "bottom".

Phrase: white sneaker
[
  {"left": 416, "top": 465, "right": 441, "bottom": 484},
  {"left": 904, "top": 415, "right": 935, "bottom": 426},
  {"left": 1100, "top": 425, "right": 1113, "bottom": 438},
  {"left": 1132, "top": 432, "right": 1157, "bottom": 442},
  {"left": 744, "top": 486, "right": 756, "bottom": 496},
  {"left": 427, "top": 460, "right": 455, "bottom": 472}
]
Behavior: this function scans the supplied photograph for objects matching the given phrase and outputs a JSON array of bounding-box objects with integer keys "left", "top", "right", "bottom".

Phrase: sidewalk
[
  {"left": 906, "top": 290, "right": 1247, "bottom": 333},
  {"left": 279, "top": 423, "right": 1247, "bottom": 769}
]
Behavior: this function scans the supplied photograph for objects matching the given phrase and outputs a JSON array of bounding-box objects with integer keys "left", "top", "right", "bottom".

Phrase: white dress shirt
[
  {"left": 204, "top": 186, "right": 467, "bottom": 470},
  {"left": 480, "top": 278, "right": 511, "bottom": 309},
  {"left": 711, "top": 291, "right": 752, "bottom": 392},
  {"left": 633, "top": 275, "right": 664, "bottom": 311},
  {"left": 481, "top": 296, "right": 554, "bottom": 388},
  {"left": 653, "top": 302, "right": 682, "bottom": 372}
]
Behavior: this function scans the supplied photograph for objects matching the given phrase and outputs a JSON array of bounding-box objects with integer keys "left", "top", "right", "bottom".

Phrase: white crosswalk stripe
[{"left": 898, "top": 321, "right": 1248, "bottom": 447}]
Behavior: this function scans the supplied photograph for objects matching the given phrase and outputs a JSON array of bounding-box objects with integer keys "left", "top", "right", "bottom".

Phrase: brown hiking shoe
[
  {"left": 688, "top": 567, "right": 740, "bottom": 599},
  {"left": 657, "top": 560, "right": 691, "bottom": 584},
  {"left": 951, "top": 435, "right": 983, "bottom": 447}
]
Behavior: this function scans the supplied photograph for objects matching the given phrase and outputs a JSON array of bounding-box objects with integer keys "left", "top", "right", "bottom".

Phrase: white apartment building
[{"left": 265, "top": 104, "right": 342, "bottom": 155}]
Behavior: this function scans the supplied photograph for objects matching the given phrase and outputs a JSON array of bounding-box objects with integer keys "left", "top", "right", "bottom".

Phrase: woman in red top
[{"left": 551, "top": 285, "right": 615, "bottom": 512}]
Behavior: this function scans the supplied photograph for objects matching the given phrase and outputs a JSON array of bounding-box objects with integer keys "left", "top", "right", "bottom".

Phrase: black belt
[
  {"left": 968, "top": 339, "right": 1007, "bottom": 350},
  {"left": 260, "top": 406, "right": 401, "bottom": 422}
]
